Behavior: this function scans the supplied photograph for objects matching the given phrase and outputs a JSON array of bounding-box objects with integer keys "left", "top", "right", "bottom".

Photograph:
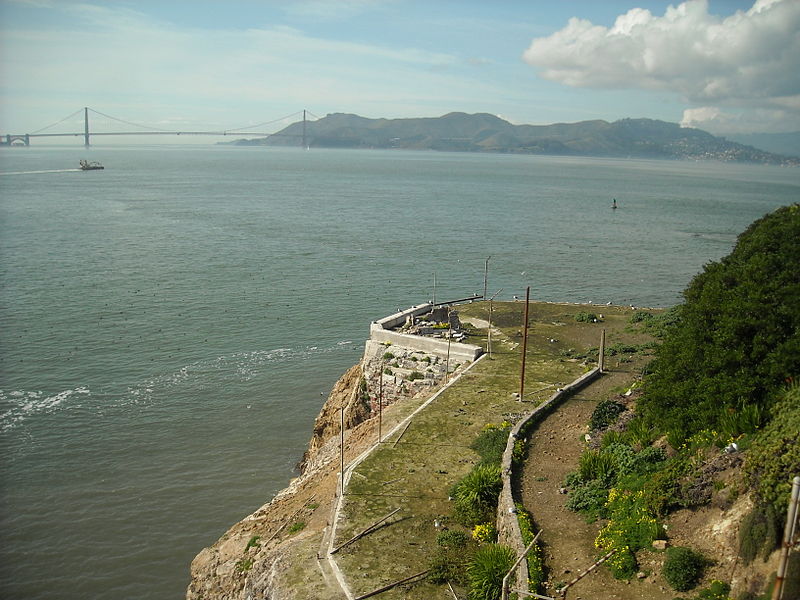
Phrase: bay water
[{"left": 1, "top": 146, "right": 798, "bottom": 599}]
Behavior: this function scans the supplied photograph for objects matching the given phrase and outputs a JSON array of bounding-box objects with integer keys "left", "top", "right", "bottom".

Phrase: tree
[{"left": 639, "top": 204, "right": 800, "bottom": 441}]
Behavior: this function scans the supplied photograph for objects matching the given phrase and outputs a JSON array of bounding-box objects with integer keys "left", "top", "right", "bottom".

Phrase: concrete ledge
[
  {"left": 496, "top": 367, "right": 602, "bottom": 591},
  {"left": 369, "top": 303, "right": 483, "bottom": 363}
]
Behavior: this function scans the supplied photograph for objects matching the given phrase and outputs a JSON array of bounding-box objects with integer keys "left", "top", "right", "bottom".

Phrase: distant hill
[
  {"left": 723, "top": 131, "right": 800, "bottom": 158},
  {"left": 229, "top": 112, "right": 799, "bottom": 165}
]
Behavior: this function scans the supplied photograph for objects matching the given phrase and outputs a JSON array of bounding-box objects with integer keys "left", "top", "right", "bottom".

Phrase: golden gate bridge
[{"left": 2, "top": 107, "right": 320, "bottom": 147}]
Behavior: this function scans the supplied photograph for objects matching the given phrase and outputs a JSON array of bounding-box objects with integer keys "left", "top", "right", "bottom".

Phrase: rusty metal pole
[
  {"left": 519, "top": 286, "right": 530, "bottom": 401},
  {"left": 378, "top": 362, "right": 383, "bottom": 443},
  {"left": 340, "top": 405, "right": 345, "bottom": 496},
  {"left": 599, "top": 328, "right": 606, "bottom": 372},
  {"left": 773, "top": 475, "right": 800, "bottom": 600}
]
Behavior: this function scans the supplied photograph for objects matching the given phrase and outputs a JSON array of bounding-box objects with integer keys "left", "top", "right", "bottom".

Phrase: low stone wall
[
  {"left": 369, "top": 303, "right": 483, "bottom": 363},
  {"left": 496, "top": 367, "right": 602, "bottom": 591}
]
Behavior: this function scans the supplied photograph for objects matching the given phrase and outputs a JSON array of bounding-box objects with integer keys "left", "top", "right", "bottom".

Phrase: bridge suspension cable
[
  {"left": 29, "top": 108, "right": 86, "bottom": 135},
  {"left": 224, "top": 110, "right": 309, "bottom": 133},
  {"left": 87, "top": 107, "right": 179, "bottom": 132}
]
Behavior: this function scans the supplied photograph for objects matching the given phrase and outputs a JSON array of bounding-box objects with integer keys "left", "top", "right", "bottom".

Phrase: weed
[
  {"left": 452, "top": 464, "right": 503, "bottom": 526},
  {"left": 739, "top": 504, "right": 779, "bottom": 564},
  {"left": 589, "top": 399, "right": 626, "bottom": 431},
  {"left": 288, "top": 521, "right": 306, "bottom": 534}
]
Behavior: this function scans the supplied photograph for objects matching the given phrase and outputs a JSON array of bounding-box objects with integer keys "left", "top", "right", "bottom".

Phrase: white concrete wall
[{"left": 368, "top": 303, "right": 483, "bottom": 362}]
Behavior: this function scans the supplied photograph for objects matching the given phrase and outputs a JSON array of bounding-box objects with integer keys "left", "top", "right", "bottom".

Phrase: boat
[{"left": 79, "top": 160, "right": 104, "bottom": 170}]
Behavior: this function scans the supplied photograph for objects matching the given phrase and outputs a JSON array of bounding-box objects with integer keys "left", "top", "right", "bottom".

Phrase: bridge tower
[
  {"left": 84, "top": 107, "right": 90, "bottom": 147},
  {"left": 302, "top": 109, "right": 307, "bottom": 149}
]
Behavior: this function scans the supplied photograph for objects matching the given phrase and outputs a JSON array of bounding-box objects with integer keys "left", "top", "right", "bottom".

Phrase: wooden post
[
  {"left": 519, "top": 286, "right": 530, "bottom": 401},
  {"left": 483, "top": 255, "right": 490, "bottom": 299},
  {"left": 486, "top": 288, "right": 502, "bottom": 359},
  {"left": 501, "top": 530, "right": 542, "bottom": 600},
  {"left": 599, "top": 328, "right": 606, "bottom": 372},
  {"left": 773, "top": 475, "right": 800, "bottom": 600}
]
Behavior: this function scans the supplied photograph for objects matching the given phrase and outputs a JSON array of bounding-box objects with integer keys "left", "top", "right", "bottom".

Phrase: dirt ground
[{"left": 518, "top": 367, "right": 677, "bottom": 600}]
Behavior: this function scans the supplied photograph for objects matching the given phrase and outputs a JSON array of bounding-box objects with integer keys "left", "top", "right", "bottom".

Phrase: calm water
[{"left": 1, "top": 146, "right": 797, "bottom": 599}]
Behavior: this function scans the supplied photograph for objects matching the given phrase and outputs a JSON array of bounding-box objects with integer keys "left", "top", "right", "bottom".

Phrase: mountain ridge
[{"left": 230, "top": 112, "right": 799, "bottom": 165}]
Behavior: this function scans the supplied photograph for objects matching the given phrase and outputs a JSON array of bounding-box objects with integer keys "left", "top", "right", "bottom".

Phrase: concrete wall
[
  {"left": 369, "top": 303, "right": 483, "bottom": 363},
  {"left": 496, "top": 367, "right": 602, "bottom": 592}
]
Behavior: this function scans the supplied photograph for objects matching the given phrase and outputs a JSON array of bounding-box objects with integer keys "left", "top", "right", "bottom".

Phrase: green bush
[
  {"left": 745, "top": 382, "right": 800, "bottom": 513},
  {"left": 467, "top": 544, "right": 516, "bottom": 600},
  {"left": 575, "top": 311, "right": 598, "bottom": 323},
  {"left": 565, "top": 479, "right": 609, "bottom": 518},
  {"left": 691, "top": 579, "right": 732, "bottom": 600},
  {"left": 639, "top": 204, "right": 800, "bottom": 444},
  {"left": 452, "top": 464, "right": 503, "bottom": 526},
  {"left": 382, "top": 351, "right": 394, "bottom": 360},
  {"left": 470, "top": 423, "right": 511, "bottom": 467},
  {"left": 589, "top": 399, "right": 626, "bottom": 431},
  {"left": 429, "top": 529, "right": 474, "bottom": 584},
  {"left": 578, "top": 449, "right": 616, "bottom": 486},
  {"left": 662, "top": 546, "right": 708, "bottom": 591},
  {"left": 739, "top": 504, "right": 779, "bottom": 564}
]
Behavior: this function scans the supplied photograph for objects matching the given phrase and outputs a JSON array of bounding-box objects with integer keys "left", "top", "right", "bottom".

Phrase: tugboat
[{"left": 79, "top": 159, "right": 104, "bottom": 170}]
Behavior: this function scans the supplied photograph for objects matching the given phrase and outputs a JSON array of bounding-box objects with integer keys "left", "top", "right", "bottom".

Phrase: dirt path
[{"left": 518, "top": 369, "right": 674, "bottom": 600}]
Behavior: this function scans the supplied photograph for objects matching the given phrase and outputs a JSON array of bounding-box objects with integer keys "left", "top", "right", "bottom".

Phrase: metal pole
[
  {"left": 340, "top": 405, "right": 345, "bottom": 496},
  {"left": 519, "top": 286, "right": 530, "bottom": 401},
  {"left": 483, "top": 256, "right": 491, "bottom": 299},
  {"left": 378, "top": 361, "right": 383, "bottom": 443},
  {"left": 84, "top": 107, "right": 90, "bottom": 148},
  {"left": 599, "top": 329, "right": 606, "bottom": 372},
  {"left": 773, "top": 475, "right": 800, "bottom": 600},
  {"left": 487, "top": 288, "right": 502, "bottom": 359},
  {"left": 433, "top": 272, "right": 436, "bottom": 305},
  {"left": 445, "top": 308, "right": 451, "bottom": 382}
]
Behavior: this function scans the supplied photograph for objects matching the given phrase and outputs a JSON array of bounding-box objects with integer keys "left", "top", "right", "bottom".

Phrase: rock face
[
  {"left": 186, "top": 360, "right": 373, "bottom": 600},
  {"left": 299, "top": 363, "right": 369, "bottom": 473}
]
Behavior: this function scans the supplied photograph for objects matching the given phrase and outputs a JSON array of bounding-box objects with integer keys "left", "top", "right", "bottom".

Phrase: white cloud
[{"left": 522, "top": 0, "right": 800, "bottom": 132}]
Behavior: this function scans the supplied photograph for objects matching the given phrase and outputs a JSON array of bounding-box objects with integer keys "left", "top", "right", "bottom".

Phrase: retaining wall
[
  {"left": 496, "top": 367, "right": 602, "bottom": 592},
  {"left": 369, "top": 303, "right": 483, "bottom": 363}
]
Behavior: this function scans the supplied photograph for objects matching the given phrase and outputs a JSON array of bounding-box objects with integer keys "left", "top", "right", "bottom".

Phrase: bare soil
[{"left": 518, "top": 367, "right": 676, "bottom": 599}]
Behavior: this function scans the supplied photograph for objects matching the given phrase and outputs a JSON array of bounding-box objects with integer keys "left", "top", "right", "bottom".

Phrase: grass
[{"left": 331, "top": 300, "right": 644, "bottom": 599}]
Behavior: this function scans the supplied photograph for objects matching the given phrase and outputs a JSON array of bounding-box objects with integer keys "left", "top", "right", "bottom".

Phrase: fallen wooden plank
[
  {"left": 354, "top": 569, "right": 429, "bottom": 600},
  {"left": 330, "top": 508, "right": 401, "bottom": 554}
]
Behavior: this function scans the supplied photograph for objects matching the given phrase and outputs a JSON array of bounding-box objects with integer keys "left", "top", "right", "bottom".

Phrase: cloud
[{"left": 522, "top": 0, "right": 800, "bottom": 132}]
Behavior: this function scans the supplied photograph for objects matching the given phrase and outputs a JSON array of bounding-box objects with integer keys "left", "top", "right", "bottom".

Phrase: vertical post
[
  {"left": 378, "top": 361, "right": 384, "bottom": 443},
  {"left": 599, "top": 328, "right": 606, "bottom": 372},
  {"left": 483, "top": 256, "right": 490, "bottom": 299},
  {"left": 302, "top": 109, "right": 307, "bottom": 149},
  {"left": 432, "top": 272, "right": 436, "bottom": 306},
  {"left": 519, "top": 286, "right": 530, "bottom": 402},
  {"left": 487, "top": 299, "right": 493, "bottom": 358},
  {"left": 773, "top": 475, "right": 800, "bottom": 600},
  {"left": 445, "top": 308, "right": 452, "bottom": 382},
  {"left": 84, "top": 107, "right": 90, "bottom": 148},
  {"left": 340, "top": 405, "right": 345, "bottom": 496}
]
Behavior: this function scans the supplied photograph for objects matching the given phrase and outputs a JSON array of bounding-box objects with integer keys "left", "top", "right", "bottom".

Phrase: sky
[{"left": 1, "top": 0, "right": 798, "bottom": 143}]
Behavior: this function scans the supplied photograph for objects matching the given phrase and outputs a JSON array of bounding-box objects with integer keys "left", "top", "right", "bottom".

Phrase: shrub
[
  {"left": 407, "top": 370, "right": 424, "bottom": 381},
  {"left": 662, "top": 546, "right": 708, "bottom": 591},
  {"left": 472, "top": 522, "right": 497, "bottom": 544},
  {"left": 437, "top": 529, "right": 469, "bottom": 548},
  {"left": 575, "top": 311, "right": 598, "bottom": 323},
  {"left": 589, "top": 399, "right": 626, "bottom": 431},
  {"left": 382, "top": 351, "right": 394, "bottom": 360},
  {"left": 430, "top": 530, "right": 473, "bottom": 584},
  {"left": 471, "top": 422, "right": 511, "bottom": 467},
  {"left": 565, "top": 479, "right": 609, "bottom": 518},
  {"left": 452, "top": 464, "right": 503, "bottom": 526},
  {"left": 467, "top": 544, "right": 516, "bottom": 600},
  {"left": 691, "top": 580, "right": 732, "bottom": 600},
  {"left": 579, "top": 449, "right": 616, "bottom": 486},
  {"left": 739, "top": 504, "right": 779, "bottom": 564},
  {"left": 744, "top": 382, "right": 800, "bottom": 513},
  {"left": 639, "top": 205, "right": 800, "bottom": 444}
]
